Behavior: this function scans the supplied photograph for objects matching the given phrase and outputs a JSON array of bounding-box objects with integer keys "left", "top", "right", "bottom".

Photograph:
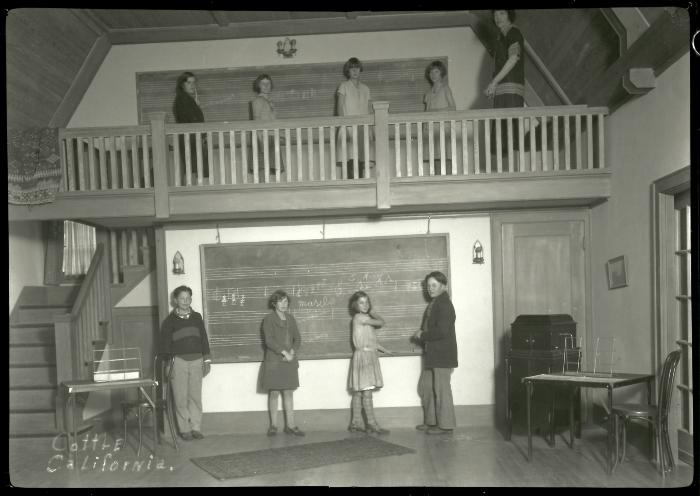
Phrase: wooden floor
[{"left": 9, "top": 423, "right": 694, "bottom": 488}]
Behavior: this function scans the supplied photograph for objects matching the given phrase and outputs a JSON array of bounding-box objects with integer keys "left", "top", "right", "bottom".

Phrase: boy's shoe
[
  {"left": 191, "top": 430, "right": 204, "bottom": 439},
  {"left": 415, "top": 424, "right": 436, "bottom": 431},
  {"left": 180, "top": 432, "right": 193, "bottom": 441},
  {"left": 426, "top": 426, "right": 453, "bottom": 435},
  {"left": 267, "top": 425, "right": 278, "bottom": 436},
  {"left": 348, "top": 424, "right": 365, "bottom": 433}
]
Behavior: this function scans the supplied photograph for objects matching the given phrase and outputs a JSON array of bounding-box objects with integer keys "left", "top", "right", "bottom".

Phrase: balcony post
[
  {"left": 372, "top": 101, "right": 391, "bottom": 210},
  {"left": 148, "top": 112, "right": 170, "bottom": 219}
]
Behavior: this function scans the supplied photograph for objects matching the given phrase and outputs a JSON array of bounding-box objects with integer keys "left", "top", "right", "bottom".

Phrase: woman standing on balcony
[
  {"left": 484, "top": 10, "right": 525, "bottom": 158},
  {"left": 423, "top": 60, "right": 456, "bottom": 174},
  {"left": 250, "top": 74, "right": 284, "bottom": 178},
  {"left": 174, "top": 71, "right": 208, "bottom": 185},
  {"left": 336, "top": 57, "right": 373, "bottom": 179}
]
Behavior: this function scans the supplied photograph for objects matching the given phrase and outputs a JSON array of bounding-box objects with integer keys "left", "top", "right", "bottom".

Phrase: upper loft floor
[{"left": 8, "top": 103, "right": 610, "bottom": 228}]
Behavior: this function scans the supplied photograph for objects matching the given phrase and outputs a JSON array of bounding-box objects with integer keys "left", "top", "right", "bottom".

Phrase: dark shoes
[
  {"left": 180, "top": 432, "right": 193, "bottom": 441},
  {"left": 348, "top": 424, "right": 365, "bottom": 433},
  {"left": 267, "top": 425, "right": 278, "bottom": 436},
  {"left": 426, "top": 426, "right": 454, "bottom": 435},
  {"left": 366, "top": 425, "right": 390, "bottom": 435},
  {"left": 284, "top": 426, "right": 305, "bottom": 437},
  {"left": 191, "top": 430, "right": 204, "bottom": 439},
  {"left": 415, "top": 424, "right": 437, "bottom": 431}
]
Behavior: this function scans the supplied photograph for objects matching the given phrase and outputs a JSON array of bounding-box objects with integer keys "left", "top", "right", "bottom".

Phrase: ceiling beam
[
  {"left": 106, "top": 11, "right": 473, "bottom": 44},
  {"left": 611, "top": 7, "right": 650, "bottom": 49},
  {"left": 583, "top": 9, "right": 689, "bottom": 108},
  {"left": 210, "top": 11, "right": 230, "bottom": 27},
  {"left": 70, "top": 9, "right": 110, "bottom": 36},
  {"left": 48, "top": 35, "right": 112, "bottom": 128}
]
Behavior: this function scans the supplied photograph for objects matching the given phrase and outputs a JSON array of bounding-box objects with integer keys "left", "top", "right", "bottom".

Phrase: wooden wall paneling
[{"left": 136, "top": 57, "right": 442, "bottom": 125}]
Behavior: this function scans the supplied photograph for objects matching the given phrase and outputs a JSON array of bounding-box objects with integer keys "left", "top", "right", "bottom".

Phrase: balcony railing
[{"left": 58, "top": 103, "right": 608, "bottom": 194}]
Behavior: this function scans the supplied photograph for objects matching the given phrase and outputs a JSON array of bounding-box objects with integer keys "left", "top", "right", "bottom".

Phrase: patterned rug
[
  {"left": 8, "top": 127, "right": 63, "bottom": 205},
  {"left": 191, "top": 435, "right": 415, "bottom": 480}
]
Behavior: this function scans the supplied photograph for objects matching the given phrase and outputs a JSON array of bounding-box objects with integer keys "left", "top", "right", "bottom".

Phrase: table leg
[
  {"left": 526, "top": 380, "right": 532, "bottom": 461},
  {"left": 569, "top": 387, "right": 575, "bottom": 448},
  {"left": 549, "top": 387, "right": 556, "bottom": 447},
  {"left": 607, "top": 386, "right": 613, "bottom": 474},
  {"left": 152, "top": 383, "right": 158, "bottom": 455}
]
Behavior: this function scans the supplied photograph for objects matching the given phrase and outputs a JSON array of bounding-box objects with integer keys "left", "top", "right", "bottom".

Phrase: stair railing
[{"left": 54, "top": 243, "right": 113, "bottom": 383}]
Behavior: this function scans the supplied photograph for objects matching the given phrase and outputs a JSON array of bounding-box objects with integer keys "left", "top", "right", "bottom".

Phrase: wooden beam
[
  {"left": 107, "top": 11, "right": 472, "bottom": 44},
  {"left": 611, "top": 7, "right": 650, "bottom": 49},
  {"left": 600, "top": 8, "right": 627, "bottom": 57},
  {"left": 70, "top": 9, "right": 110, "bottom": 36},
  {"left": 622, "top": 67, "right": 656, "bottom": 94},
  {"left": 210, "top": 11, "right": 229, "bottom": 27},
  {"left": 583, "top": 9, "right": 689, "bottom": 108},
  {"left": 48, "top": 35, "right": 111, "bottom": 128}
]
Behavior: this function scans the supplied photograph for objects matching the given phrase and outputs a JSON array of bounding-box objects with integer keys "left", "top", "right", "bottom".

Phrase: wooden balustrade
[
  {"left": 108, "top": 228, "right": 152, "bottom": 284},
  {"left": 387, "top": 106, "right": 608, "bottom": 177},
  {"left": 59, "top": 126, "right": 152, "bottom": 192},
  {"left": 53, "top": 243, "right": 112, "bottom": 383},
  {"left": 58, "top": 105, "right": 608, "bottom": 195}
]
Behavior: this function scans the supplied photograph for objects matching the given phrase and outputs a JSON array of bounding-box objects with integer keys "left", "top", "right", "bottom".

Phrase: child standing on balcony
[
  {"left": 423, "top": 60, "right": 457, "bottom": 174},
  {"left": 347, "top": 291, "right": 392, "bottom": 435},
  {"left": 336, "top": 57, "right": 373, "bottom": 179}
]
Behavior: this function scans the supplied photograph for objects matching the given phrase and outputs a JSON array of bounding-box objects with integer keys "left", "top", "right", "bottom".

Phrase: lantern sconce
[
  {"left": 472, "top": 240, "right": 485, "bottom": 265},
  {"left": 173, "top": 251, "right": 185, "bottom": 274},
  {"left": 276, "top": 37, "right": 297, "bottom": 58}
]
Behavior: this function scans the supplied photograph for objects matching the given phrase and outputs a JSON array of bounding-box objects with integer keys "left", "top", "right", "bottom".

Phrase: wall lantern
[
  {"left": 472, "top": 240, "right": 485, "bottom": 265},
  {"left": 173, "top": 251, "right": 185, "bottom": 274},
  {"left": 276, "top": 37, "right": 297, "bottom": 58}
]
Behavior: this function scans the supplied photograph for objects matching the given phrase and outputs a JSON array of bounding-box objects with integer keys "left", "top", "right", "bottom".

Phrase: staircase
[{"left": 9, "top": 285, "right": 79, "bottom": 438}]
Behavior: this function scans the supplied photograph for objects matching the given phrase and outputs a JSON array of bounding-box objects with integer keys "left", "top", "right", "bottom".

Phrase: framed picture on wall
[{"left": 606, "top": 255, "right": 628, "bottom": 289}]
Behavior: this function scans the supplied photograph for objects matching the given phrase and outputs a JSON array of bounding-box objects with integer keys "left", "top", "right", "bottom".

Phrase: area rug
[{"left": 191, "top": 436, "right": 415, "bottom": 480}]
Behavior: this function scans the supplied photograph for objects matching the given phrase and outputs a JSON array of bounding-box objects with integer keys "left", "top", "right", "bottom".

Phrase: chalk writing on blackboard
[{"left": 200, "top": 235, "right": 449, "bottom": 362}]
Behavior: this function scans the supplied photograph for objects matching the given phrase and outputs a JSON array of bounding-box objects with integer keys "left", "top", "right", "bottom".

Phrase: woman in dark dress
[
  {"left": 484, "top": 10, "right": 525, "bottom": 157},
  {"left": 261, "top": 290, "right": 305, "bottom": 436},
  {"left": 173, "top": 71, "right": 207, "bottom": 184}
]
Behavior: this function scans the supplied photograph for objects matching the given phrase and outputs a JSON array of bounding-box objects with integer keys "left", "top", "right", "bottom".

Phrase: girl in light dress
[
  {"left": 423, "top": 60, "right": 456, "bottom": 174},
  {"left": 348, "top": 291, "right": 392, "bottom": 435},
  {"left": 336, "top": 57, "right": 373, "bottom": 179},
  {"left": 250, "top": 74, "right": 284, "bottom": 179}
]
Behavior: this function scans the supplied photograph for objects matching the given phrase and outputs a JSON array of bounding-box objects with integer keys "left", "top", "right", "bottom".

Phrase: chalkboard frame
[{"left": 199, "top": 233, "right": 451, "bottom": 363}]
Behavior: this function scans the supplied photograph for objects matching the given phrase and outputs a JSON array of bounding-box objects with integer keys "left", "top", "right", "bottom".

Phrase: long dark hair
[
  {"left": 349, "top": 291, "right": 371, "bottom": 315},
  {"left": 175, "top": 71, "right": 196, "bottom": 98}
]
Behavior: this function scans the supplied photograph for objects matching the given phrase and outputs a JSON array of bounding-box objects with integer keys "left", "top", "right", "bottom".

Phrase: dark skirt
[{"left": 261, "top": 358, "right": 299, "bottom": 391}]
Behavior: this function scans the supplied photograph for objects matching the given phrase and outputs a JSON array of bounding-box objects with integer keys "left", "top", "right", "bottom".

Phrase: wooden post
[
  {"left": 148, "top": 112, "right": 170, "bottom": 219},
  {"left": 372, "top": 102, "right": 391, "bottom": 210}
]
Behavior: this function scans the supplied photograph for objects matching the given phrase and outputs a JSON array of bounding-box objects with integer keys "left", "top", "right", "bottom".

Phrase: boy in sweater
[{"left": 161, "top": 285, "right": 211, "bottom": 440}]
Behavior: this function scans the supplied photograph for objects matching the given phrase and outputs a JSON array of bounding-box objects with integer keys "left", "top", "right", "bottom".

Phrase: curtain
[{"left": 62, "top": 221, "right": 96, "bottom": 276}]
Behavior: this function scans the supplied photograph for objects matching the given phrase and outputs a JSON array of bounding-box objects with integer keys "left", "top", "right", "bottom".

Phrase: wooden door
[{"left": 492, "top": 211, "right": 589, "bottom": 430}]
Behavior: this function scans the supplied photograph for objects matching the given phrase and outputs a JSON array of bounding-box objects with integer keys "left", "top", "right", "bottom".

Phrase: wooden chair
[
  {"left": 121, "top": 353, "right": 179, "bottom": 455},
  {"left": 612, "top": 349, "right": 681, "bottom": 474}
]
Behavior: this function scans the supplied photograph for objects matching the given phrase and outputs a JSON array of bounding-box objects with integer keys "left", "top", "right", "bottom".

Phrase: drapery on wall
[{"left": 8, "top": 127, "right": 63, "bottom": 205}]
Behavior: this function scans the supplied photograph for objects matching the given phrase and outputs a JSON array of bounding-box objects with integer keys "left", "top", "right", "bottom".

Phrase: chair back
[{"left": 657, "top": 349, "right": 682, "bottom": 421}]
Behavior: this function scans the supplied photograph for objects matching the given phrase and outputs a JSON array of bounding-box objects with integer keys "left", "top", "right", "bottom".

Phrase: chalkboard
[
  {"left": 200, "top": 235, "right": 449, "bottom": 363},
  {"left": 136, "top": 57, "right": 447, "bottom": 124}
]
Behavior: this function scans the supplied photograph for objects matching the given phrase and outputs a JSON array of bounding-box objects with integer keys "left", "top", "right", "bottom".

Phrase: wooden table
[
  {"left": 60, "top": 378, "right": 158, "bottom": 458},
  {"left": 522, "top": 372, "right": 654, "bottom": 474}
]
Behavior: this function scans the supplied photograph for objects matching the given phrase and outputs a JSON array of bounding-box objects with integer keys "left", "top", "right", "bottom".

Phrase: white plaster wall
[
  {"left": 590, "top": 53, "right": 690, "bottom": 375},
  {"left": 165, "top": 215, "right": 493, "bottom": 413},
  {"left": 68, "top": 27, "right": 492, "bottom": 128},
  {"left": 9, "top": 221, "right": 45, "bottom": 312}
]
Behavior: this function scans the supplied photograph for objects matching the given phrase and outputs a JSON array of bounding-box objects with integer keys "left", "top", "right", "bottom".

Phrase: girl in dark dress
[
  {"left": 173, "top": 71, "right": 207, "bottom": 184},
  {"left": 261, "top": 290, "right": 305, "bottom": 436}
]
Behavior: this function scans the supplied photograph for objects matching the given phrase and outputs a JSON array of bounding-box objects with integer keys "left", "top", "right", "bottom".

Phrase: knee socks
[
  {"left": 362, "top": 391, "right": 379, "bottom": 428},
  {"left": 351, "top": 392, "right": 363, "bottom": 426}
]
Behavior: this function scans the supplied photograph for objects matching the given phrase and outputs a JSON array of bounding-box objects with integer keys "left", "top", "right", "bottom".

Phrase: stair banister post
[
  {"left": 372, "top": 101, "right": 391, "bottom": 210},
  {"left": 148, "top": 112, "right": 170, "bottom": 219}
]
